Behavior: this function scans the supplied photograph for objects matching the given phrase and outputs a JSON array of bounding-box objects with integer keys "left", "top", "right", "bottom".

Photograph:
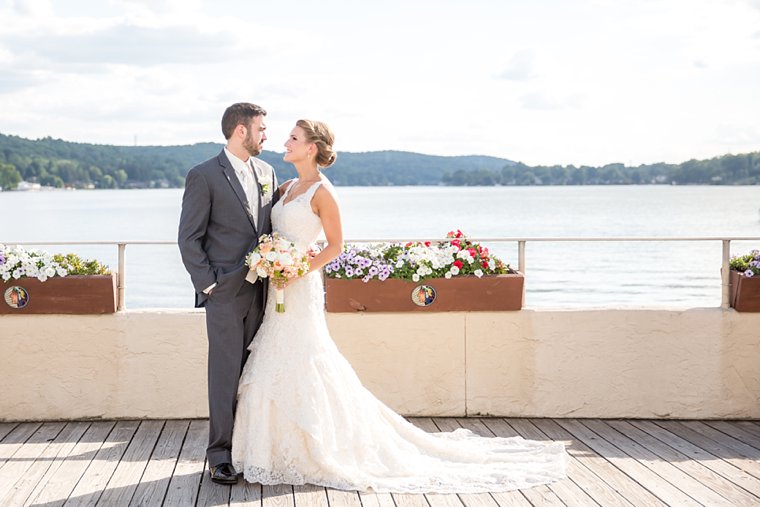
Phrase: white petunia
[{"left": 474, "top": 269, "right": 484, "bottom": 278}]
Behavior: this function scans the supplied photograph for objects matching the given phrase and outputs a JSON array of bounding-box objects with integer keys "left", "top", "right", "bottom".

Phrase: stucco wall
[{"left": 1, "top": 309, "right": 758, "bottom": 421}]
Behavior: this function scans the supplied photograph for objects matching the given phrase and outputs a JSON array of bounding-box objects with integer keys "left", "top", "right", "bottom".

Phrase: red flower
[
  {"left": 451, "top": 239, "right": 461, "bottom": 249},
  {"left": 453, "top": 260, "right": 464, "bottom": 269},
  {"left": 467, "top": 248, "right": 478, "bottom": 257},
  {"left": 482, "top": 261, "right": 489, "bottom": 270},
  {"left": 424, "top": 241, "right": 431, "bottom": 247}
]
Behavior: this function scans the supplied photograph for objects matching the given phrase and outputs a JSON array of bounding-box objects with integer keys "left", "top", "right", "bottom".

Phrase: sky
[{"left": 1, "top": 0, "right": 759, "bottom": 167}]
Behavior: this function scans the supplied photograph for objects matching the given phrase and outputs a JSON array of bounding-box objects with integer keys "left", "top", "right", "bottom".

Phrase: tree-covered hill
[
  {"left": 0, "top": 133, "right": 515, "bottom": 189},
  {"left": 0, "top": 132, "right": 758, "bottom": 189}
]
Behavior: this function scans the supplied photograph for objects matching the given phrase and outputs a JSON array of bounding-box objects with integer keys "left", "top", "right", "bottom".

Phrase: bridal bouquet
[{"left": 245, "top": 233, "right": 310, "bottom": 312}]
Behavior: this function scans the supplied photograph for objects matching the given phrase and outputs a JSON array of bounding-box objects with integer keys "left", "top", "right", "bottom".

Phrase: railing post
[
  {"left": 721, "top": 239, "right": 731, "bottom": 309},
  {"left": 518, "top": 240, "right": 527, "bottom": 307},
  {"left": 118, "top": 243, "right": 126, "bottom": 311}
]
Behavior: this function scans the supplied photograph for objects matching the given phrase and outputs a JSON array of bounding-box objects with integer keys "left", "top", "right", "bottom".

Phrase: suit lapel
[
  {"left": 218, "top": 151, "right": 257, "bottom": 232},
  {"left": 251, "top": 161, "right": 266, "bottom": 232}
]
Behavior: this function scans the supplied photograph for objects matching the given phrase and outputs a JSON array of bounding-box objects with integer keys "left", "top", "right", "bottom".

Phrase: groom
[{"left": 178, "top": 103, "right": 279, "bottom": 484}]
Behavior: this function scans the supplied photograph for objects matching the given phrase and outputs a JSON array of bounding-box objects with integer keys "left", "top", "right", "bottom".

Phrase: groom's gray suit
[{"left": 178, "top": 150, "right": 278, "bottom": 467}]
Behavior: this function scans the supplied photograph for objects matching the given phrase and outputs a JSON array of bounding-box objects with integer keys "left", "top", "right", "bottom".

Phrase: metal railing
[{"left": 6, "top": 236, "right": 760, "bottom": 311}]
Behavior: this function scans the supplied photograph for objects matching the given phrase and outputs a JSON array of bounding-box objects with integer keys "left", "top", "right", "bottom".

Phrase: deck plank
[
  {"left": 0, "top": 421, "right": 89, "bottom": 507},
  {"left": 262, "top": 483, "right": 295, "bottom": 507},
  {"left": 196, "top": 469, "right": 232, "bottom": 506},
  {"left": 0, "top": 422, "right": 42, "bottom": 468},
  {"left": 230, "top": 481, "right": 263, "bottom": 506},
  {"left": 163, "top": 419, "right": 208, "bottom": 506},
  {"left": 65, "top": 419, "right": 141, "bottom": 506},
  {"left": 358, "top": 489, "right": 396, "bottom": 507},
  {"left": 523, "top": 418, "right": 633, "bottom": 507},
  {"left": 635, "top": 420, "right": 760, "bottom": 499},
  {"left": 129, "top": 419, "right": 190, "bottom": 507},
  {"left": 700, "top": 420, "right": 760, "bottom": 452},
  {"left": 0, "top": 422, "right": 18, "bottom": 442},
  {"left": 408, "top": 417, "right": 439, "bottom": 433},
  {"left": 98, "top": 419, "right": 166, "bottom": 506},
  {"left": 24, "top": 421, "right": 116, "bottom": 506},
  {"left": 392, "top": 492, "right": 430, "bottom": 507},
  {"left": 476, "top": 419, "right": 563, "bottom": 507},
  {"left": 734, "top": 421, "right": 760, "bottom": 441},
  {"left": 326, "top": 488, "right": 362, "bottom": 507},
  {"left": 571, "top": 418, "right": 704, "bottom": 506},
  {"left": 457, "top": 492, "right": 500, "bottom": 507},
  {"left": 425, "top": 492, "right": 465, "bottom": 507},
  {"left": 609, "top": 420, "right": 760, "bottom": 506},
  {"left": 0, "top": 422, "right": 65, "bottom": 496},
  {"left": 584, "top": 419, "right": 732, "bottom": 506},
  {"left": 506, "top": 418, "right": 600, "bottom": 506},
  {"left": 293, "top": 483, "right": 329, "bottom": 507},
  {"left": 554, "top": 418, "right": 686, "bottom": 506},
  {"left": 681, "top": 421, "right": 760, "bottom": 461},
  {"left": 4, "top": 417, "right": 759, "bottom": 506},
  {"left": 654, "top": 421, "right": 760, "bottom": 480}
]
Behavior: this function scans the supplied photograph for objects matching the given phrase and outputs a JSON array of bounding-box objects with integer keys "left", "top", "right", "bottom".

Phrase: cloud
[
  {"left": 10, "top": 0, "right": 53, "bottom": 17},
  {"left": 2, "top": 23, "right": 247, "bottom": 67},
  {"left": 519, "top": 91, "right": 584, "bottom": 110},
  {"left": 0, "top": 69, "right": 45, "bottom": 93},
  {"left": 498, "top": 49, "right": 538, "bottom": 81}
]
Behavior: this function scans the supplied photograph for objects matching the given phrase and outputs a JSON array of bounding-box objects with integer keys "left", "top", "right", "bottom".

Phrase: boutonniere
[{"left": 259, "top": 174, "right": 273, "bottom": 196}]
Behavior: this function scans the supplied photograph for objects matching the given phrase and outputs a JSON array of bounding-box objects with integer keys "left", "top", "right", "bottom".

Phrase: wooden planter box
[
  {"left": 325, "top": 274, "right": 524, "bottom": 312},
  {"left": 729, "top": 270, "right": 760, "bottom": 312},
  {"left": 1, "top": 274, "right": 117, "bottom": 314}
]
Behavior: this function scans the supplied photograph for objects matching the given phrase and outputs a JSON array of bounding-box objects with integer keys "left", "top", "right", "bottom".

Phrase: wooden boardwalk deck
[{"left": 1, "top": 418, "right": 759, "bottom": 506}]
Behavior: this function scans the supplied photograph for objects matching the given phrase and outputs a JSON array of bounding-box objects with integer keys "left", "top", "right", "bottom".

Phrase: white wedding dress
[{"left": 231, "top": 179, "right": 568, "bottom": 493}]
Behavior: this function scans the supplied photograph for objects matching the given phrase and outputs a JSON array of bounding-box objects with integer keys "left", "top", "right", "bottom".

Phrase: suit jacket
[{"left": 178, "top": 150, "right": 279, "bottom": 307}]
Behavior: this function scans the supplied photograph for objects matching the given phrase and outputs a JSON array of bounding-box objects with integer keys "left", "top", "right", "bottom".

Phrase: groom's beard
[{"left": 243, "top": 131, "right": 263, "bottom": 157}]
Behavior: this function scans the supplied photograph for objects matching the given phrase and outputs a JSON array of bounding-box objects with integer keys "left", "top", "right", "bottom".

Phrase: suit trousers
[{"left": 203, "top": 277, "right": 265, "bottom": 467}]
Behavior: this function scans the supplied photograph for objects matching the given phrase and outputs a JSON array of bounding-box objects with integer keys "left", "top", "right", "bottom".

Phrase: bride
[{"left": 231, "top": 120, "right": 568, "bottom": 493}]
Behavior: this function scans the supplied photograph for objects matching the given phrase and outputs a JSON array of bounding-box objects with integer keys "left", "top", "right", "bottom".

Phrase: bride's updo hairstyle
[{"left": 297, "top": 119, "right": 337, "bottom": 168}]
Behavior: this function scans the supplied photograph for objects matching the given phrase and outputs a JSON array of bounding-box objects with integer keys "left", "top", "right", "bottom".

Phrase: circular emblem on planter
[
  {"left": 4, "top": 286, "right": 30, "bottom": 309},
  {"left": 411, "top": 284, "right": 436, "bottom": 307}
]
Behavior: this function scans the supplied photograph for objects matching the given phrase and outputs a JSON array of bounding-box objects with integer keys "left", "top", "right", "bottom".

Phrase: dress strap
[
  {"left": 281, "top": 179, "right": 297, "bottom": 200},
  {"left": 303, "top": 180, "right": 323, "bottom": 202}
]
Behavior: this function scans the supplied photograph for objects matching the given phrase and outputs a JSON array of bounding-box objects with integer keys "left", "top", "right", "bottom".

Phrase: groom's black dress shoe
[{"left": 209, "top": 463, "right": 239, "bottom": 484}]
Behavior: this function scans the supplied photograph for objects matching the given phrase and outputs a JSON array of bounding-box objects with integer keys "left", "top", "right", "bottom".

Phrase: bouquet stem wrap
[{"left": 275, "top": 287, "right": 285, "bottom": 313}]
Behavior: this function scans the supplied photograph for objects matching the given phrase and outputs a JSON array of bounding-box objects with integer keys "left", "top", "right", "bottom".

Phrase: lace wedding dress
[{"left": 231, "top": 179, "right": 568, "bottom": 493}]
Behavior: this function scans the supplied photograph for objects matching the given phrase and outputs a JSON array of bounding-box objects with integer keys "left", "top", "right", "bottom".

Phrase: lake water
[{"left": 2, "top": 185, "right": 759, "bottom": 309}]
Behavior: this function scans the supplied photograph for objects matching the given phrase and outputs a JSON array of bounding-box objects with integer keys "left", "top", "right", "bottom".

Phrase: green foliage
[
  {"left": 1, "top": 132, "right": 759, "bottom": 188},
  {"left": 52, "top": 253, "right": 111, "bottom": 275},
  {"left": 729, "top": 250, "right": 760, "bottom": 277},
  {"left": 442, "top": 152, "right": 760, "bottom": 186},
  {"left": 0, "top": 162, "right": 22, "bottom": 189}
]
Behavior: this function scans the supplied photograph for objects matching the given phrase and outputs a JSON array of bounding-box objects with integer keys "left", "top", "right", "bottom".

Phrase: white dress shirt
[{"left": 224, "top": 147, "right": 260, "bottom": 223}]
